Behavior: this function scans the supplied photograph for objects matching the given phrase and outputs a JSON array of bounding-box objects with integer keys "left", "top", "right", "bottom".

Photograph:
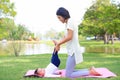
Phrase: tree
[
  {"left": 79, "top": 0, "right": 120, "bottom": 44},
  {"left": 0, "top": 18, "right": 31, "bottom": 56},
  {"left": 9, "top": 24, "right": 30, "bottom": 57},
  {"left": 9, "top": 24, "right": 30, "bottom": 40},
  {"left": 0, "top": 0, "right": 17, "bottom": 17},
  {"left": 0, "top": 18, "right": 15, "bottom": 40},
  {"left": 0, "top": 0, "right": 17, "bottom": 40}
]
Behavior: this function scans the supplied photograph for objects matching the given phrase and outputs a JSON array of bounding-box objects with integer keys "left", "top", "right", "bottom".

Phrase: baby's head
[{"left": 34, "top": 68, "right": 45, "bottom": 77}]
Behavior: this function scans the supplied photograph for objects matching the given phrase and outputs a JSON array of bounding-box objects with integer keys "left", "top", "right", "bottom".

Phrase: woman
[{"left": 54, "top": 7, "right": 101, "bottom": 79}]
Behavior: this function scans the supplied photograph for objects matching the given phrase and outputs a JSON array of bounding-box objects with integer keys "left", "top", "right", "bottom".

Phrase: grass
[
  {"left": 0, "top": 53, "right": 120, "bottom": 80},
  {"left": 80, "top": 40, "right": 120, "bottom": 48},
  {"left": 0, "top": 40, "right": 120, "bottom": 80}
]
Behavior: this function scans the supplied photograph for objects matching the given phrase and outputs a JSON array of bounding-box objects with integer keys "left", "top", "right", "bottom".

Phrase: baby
[{"left": 34, "top": 50, "right": 61, "bottom": 77}]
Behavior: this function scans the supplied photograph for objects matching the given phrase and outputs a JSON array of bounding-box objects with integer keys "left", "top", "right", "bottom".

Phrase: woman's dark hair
[{"left": 56, "top": 7, "right": 70, "bottom": 19}]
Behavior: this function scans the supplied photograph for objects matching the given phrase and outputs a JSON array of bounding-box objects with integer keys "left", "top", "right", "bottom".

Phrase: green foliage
[
  {"left": 0, "top": 18, "right": 31, "bottom": 40},
  {"left": 79, "top": 0, "right": 120, "bottom": 42},
  {"left": 0, "top": 18, "right": 15, "bottom": 40},
  {"left": 9, "top": 24, "right": 30, "bottom": 40},
  {"left": 0, "top": 17, "right": 31, "bottom": 40},
  {"left": 0, "top": 0, "right": 17, "bottom": 39},
  {"left": 0, "top": 0, "right": 17, "bottom": 17}
]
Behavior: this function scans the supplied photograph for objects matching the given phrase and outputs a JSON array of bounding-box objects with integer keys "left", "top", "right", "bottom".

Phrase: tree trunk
[
  {"left": 107, "top": 34, "right": 110, "bottom": 44},
  {"left": 15, "top": 51, "right": 19, "bottom": 57},
  {"left": 94, "top": 35, "right": 97, "bottom": 40},
  {"left": 12, "top": 41, "right": 20, "bottom": 57},
  {"left": 104, "top": 33, "right": 108, "bottom": 44},
  {"left": 119, "top": 33, "right": 120, "bottom": 40},
  {"left": 111, "top": 34, "right": 114, "bottom": 44}
]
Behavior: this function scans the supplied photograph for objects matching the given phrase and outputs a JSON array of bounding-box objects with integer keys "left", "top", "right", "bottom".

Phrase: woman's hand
[
  {"left": 54, "top": 44, "right": 60, "bottom": 52},
  {"left": 53, "top": 40, "right": 60, "bottom": 52}
]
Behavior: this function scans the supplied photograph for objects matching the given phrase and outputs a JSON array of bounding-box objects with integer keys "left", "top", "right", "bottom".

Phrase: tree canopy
[
  {"left": 0, "top": 0, "right": 31, "bottom": 40},
  {"left": 79, "top": 0, "right": 120, "bottom": 44},
  {"left": 0, "top": 0, "right": 16, "bottom": 17}
]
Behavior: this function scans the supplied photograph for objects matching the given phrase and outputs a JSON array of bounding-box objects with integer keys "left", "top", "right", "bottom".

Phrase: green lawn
[
  {"left": 80, "top": 40, "right": 120, "bottom": 48},
  {"left": 0, "top": 53, "right": 120, "bottom": 80}
]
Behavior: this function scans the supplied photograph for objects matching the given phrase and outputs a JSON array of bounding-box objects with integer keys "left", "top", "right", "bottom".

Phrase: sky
[{"left": 11, "top": 0, "right": 120, "bottom": 35}]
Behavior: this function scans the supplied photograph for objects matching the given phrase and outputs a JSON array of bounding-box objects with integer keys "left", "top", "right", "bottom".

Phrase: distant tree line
[{"left": 43, "top": 28, "right": 64, "bottom": 40}]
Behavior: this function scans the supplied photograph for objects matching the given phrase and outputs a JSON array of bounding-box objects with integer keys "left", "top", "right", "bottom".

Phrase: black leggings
[{"left": 51, "top": 51, "right": 60, "bottom": 67}]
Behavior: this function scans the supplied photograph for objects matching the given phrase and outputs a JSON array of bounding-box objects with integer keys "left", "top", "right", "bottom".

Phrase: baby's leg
[{"left": 51, "top": 51, "right": 60, "bottom": 67}]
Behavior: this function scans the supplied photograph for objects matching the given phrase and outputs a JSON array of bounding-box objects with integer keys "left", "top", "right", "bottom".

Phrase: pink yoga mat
[
  {"left": 84, "top": 68, "right": 117, "bottom": 78},
  {"left": 24, "top": 70, "right": 42, "bottom": 77},
  {"left": 24, "top": 67, "right": 117, "bottom": 78}
]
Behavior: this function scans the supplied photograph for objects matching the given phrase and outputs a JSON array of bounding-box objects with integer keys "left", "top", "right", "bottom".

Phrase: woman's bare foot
[{"left": 89, "top": 66, "right": 101, "bottom": 76}]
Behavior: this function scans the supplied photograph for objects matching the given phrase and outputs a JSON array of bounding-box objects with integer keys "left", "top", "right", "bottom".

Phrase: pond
[
  {"left": 0, "top": 41, "right": 120, "bottom": 56},
  {"left": 24, "top": 43, "right": 67, "bottom": 55},
  {"left": 0, "top": 41, "right": 67, "bottom": 56}
]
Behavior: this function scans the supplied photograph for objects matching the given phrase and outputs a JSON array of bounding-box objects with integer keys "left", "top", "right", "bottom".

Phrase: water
[
  {"left": 24, "top": 44, "right": 120, "bottom": 54},
  {"left": 24, "top": 44, "right": 67, "bottom": 55},
  {"left": 0, "top": 41, "right": 120, "bottom": 56}
]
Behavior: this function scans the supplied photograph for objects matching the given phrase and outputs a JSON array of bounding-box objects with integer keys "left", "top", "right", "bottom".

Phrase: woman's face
[{"left": 57, "top": 15, "right": 65, "bottom": 23}]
